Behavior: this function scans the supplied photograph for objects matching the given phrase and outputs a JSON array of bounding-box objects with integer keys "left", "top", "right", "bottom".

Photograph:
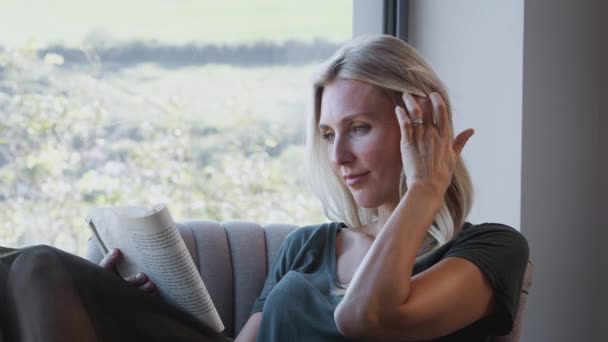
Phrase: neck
[{"left": 363, "top": 202, "right": 398, "bottom": 237}]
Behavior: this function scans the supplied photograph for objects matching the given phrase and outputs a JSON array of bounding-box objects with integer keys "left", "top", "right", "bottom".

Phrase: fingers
[
  {"left": 125, "top": 272, "right": 157, "bottom": 293},
  {"left": 452, "top": 129, "right": 475, "bottom": 156},
  {"left": 141, "top": 280, "right": 157, "bottom": 293},
  {"left": 125, "top": 272, "right": 147, "bottom": 286},
  {"left": 417, "top": 96, "right": 435, "bottom": 126},
  {"left": 100, "top": 250, "right": 156, "bottom": 294},
  {"left": 402, "top": 92, "right": 437, "bottom": 145},
  {"left": 429, "top": 92, "right": 449, "bottom": 137},
  {"left": 394, "top": 105, "right": 413, "bottom": 143},
  {"left": 402, "top": 93, "right": 423, "bottom": 124},
  {"left": 99, "top": 248, "right": 121, "bottom": 273},
  {"left": 401, "top": 93, "right": 424, "bottom": 144},
  {"left": 399, "top": 91, "right": 475, "bottom": 156}
]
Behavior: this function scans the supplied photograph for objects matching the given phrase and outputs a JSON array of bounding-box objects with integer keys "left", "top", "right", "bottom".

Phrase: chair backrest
[
  {"left": 85, "top": 220, "right": 296, "bottom": 337},
  {"left": 84, "top": 220, "right": 533, "bottom": 340}
]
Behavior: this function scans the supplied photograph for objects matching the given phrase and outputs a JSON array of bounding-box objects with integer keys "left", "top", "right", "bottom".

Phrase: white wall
[
  {"left": 409, "top": 1, "right": 524, "bottom": 229},
  {"left": 352, "top": 0, "right": 383, "bottom": 37}
]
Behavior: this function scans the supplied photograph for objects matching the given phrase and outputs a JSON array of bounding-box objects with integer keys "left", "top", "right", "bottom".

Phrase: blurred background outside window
[{"left": 0, "top": 0, "right": 353, "bottom": 255}]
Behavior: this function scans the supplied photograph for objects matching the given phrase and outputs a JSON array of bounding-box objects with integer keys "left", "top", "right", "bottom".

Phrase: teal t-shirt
[{"left": 250, "top": 221, "right": 529, "bottom": 341}]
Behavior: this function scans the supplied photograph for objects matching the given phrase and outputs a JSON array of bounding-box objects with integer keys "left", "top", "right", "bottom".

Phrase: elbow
[
  {"left": 334, "top": 306, "right": 357, "bottom": 338},
  {"left": 334, "top": 302, "right": 381, "bottom": 339},
  {"left": 335, "top": 303, "right": 424, "bottom": 341}
]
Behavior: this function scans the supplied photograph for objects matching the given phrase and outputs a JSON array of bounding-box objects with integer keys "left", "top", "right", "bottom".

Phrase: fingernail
[
  {"left": 136, "top": 273, "right": 143, "bottom": 281},
  {"left": 111, "top": 249, "right": 118, "bottom": 257},
  {"left": 395, "top": 106, "right": 404, "bottom": 116},
  {"left": 403, "top": 96, "right": 413, "bottom": 113}
]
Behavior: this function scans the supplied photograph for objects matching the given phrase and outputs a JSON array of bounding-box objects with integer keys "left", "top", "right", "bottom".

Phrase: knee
[{"left": 8, "top": 245, "right": 64, "bottom": 287}]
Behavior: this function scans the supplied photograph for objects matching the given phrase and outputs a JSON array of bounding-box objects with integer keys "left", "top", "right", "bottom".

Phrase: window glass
[{"left": 0, "top": 0, "right": 353, "bottom": 255}]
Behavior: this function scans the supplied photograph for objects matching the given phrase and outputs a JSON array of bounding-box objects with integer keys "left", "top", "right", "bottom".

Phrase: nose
[{"left": 330, "top": 135, "right": 355, "bottom": 166}]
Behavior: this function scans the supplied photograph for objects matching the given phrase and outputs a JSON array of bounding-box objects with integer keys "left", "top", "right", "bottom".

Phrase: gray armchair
[{"left": 85, "top": 220, "right": 533, "bottom": 341}]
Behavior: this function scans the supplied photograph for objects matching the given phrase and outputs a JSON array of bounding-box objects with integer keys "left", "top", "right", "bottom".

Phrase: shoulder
[
  {"left": 458, "top": 222, "right": 528, "bottom": 246},
  {"left": 281, "top": 222, "right": 336, "bottom": 250},
  {"left": 449, "top": 222, "right": 529, "bottom": 265}
]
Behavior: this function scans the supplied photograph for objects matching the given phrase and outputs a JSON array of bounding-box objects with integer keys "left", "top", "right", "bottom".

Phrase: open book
[{"left": 86, "top": 204, "right": 224, "bottom": 333}]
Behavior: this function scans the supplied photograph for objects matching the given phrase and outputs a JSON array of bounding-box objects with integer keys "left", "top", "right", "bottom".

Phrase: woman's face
[{"left": 319, "top": 78, "right": 403, "bottom": 209}]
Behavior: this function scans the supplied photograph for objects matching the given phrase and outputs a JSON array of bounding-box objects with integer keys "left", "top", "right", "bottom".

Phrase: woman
[
  {"left": 0, "top": 35, "right": 528, "bottom": 342},
  {"left": 236, "top": 35, "right": 528, "bottom": 341}
]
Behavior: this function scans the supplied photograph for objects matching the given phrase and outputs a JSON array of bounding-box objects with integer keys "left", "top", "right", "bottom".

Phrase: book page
[
  {"left": 87, "top": 204, "right": 224, "bottom": 333},
  {"left": 87, "top": 206, "right": 147, "bottom": 277}
]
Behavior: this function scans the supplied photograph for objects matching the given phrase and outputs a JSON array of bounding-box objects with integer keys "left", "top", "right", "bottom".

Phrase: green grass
[{"left": 0, "top": 0, "right": 352, "bottom": 48}]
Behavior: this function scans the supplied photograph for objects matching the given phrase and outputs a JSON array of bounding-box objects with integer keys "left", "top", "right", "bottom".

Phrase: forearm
[
  {"left": 336, "top": 185, "right": 442, "bottom": 324},
  {"left": 235, "top": 312, "right": 262, "bottom": 342}
]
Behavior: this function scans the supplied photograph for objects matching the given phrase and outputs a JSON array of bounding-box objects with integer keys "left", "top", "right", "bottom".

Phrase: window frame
[{"left": 383, "top": 0, "right": 410, "bottom": 42}]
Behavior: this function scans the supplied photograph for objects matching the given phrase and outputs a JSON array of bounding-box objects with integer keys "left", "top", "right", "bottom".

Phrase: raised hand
[{"left": 394, "top": 92, "right": 474, "bottom": 196}]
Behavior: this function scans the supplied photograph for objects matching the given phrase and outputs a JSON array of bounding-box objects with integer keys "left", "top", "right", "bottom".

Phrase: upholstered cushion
[
  {"left": 495, "top": 261, "right": 533, "bottom": 342},
  {"left": 85, "top": 220, "right": 297, "bottom": 337},
  {"left": 84, "top": 220, "right": 532, "bottom": 340}
]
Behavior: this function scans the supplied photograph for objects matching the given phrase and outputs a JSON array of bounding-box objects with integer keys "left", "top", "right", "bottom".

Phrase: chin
[
  {"left": 351, "top": 187, "right": 398, "bottom": 209},
  {"left": 352, "top": 195, "right": 382, "bottom": 209}
]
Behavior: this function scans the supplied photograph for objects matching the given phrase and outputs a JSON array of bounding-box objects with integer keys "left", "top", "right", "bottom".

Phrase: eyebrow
[{"left": 318, "top": 112, "right": 375, "bottom": 130}]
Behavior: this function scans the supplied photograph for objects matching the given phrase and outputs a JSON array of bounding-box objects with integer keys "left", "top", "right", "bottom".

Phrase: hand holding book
[
  {"left": 86, "top": 203, "right": 224, "bottom": 333},
  {"left": 99, "top": 248, "right": 157, "bottom": 293}
]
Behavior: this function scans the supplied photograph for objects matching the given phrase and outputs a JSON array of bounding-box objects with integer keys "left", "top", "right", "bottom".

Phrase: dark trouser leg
[
  {"left": 8, "top": 245, "right": 99, "bottom": 342},
  {"left": 0, "top": 259, "right": 10, "bottom": 342},
  {"left": 0, "top": 251, "right": 22, "bottom": 342},
  {"left": 2, "top": 245, "right": 232, "bottom": 342}
]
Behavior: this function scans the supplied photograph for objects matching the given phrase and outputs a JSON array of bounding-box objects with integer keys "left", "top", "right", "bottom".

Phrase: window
[{"left": 0, "top": 0, "right": 353, "bottom": 255}]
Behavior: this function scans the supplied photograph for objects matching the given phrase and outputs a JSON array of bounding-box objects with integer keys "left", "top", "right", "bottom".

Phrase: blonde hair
[{"left": 306, "top": 35, "right": 474, "bottom": 257}]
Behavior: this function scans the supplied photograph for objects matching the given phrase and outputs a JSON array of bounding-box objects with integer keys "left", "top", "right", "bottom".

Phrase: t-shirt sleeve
[
  {"left": 444, "top": 223, "right": 530, "bottom": 336},
  {"left": 249, "top": 228, "right": 307, "bottom": 316}
]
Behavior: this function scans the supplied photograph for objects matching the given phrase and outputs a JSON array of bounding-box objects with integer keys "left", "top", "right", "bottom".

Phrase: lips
[{"left": 343, "top": 171, "right": 370, "bottom": 186}]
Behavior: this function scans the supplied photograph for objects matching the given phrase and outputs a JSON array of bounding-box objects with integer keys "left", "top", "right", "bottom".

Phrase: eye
[
  {"left": 321, "top": 131, "right": 335, "bottom": 142},
  {"left": 351, "top": 125, "right": 370, "bottom": 134}
]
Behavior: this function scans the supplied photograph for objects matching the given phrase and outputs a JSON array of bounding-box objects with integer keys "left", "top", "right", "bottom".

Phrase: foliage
[{"left": 0, "top": 48, "right": 326, "bottom": 256}]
